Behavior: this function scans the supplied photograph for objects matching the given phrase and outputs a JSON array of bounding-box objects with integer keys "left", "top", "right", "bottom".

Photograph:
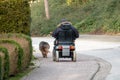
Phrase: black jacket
[{"left": 52, "top": 22, "right": 79, "bottom": 40}]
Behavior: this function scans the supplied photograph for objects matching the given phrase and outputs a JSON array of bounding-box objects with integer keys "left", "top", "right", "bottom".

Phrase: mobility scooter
[{"left": 52, "top": 24, "right": 76, "bottom": 62}]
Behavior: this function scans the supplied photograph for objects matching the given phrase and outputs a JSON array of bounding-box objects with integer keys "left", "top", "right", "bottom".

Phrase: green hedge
[
  {"left": 0, "top": 47, "right": 9, "bottom": 80},
  {"left": 0, "top": 40, "right": 24, "bottom": 72},
  {"left": 0, "top": 56, "right": 3, "bottom": 80},
  {"left": 0, "top": 33, "right": 32, "bottom": 79},
  {"left": 14, "top": 33, "right": 33, "bottom": 63},
  {"left": 0, "top": 33, "right": 33, "bottom": 65},
  {"left": 0, "top": 0, "right": 31, "bottom": 35}
]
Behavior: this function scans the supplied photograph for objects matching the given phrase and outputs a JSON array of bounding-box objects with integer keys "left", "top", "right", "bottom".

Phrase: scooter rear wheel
[
  {"left": 55, "top": 51, "right": 59, "bottom": 62},
  {"left": 52, "top": 49, "right": 56, "bottom": 61},
  {"left": 72, "top": 51, "right": 76, "bottom": 62}
]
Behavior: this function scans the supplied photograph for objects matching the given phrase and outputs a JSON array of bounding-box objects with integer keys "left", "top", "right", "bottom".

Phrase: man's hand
[{"left": 49, "top": 32, "right": 53, "bottom": 35}]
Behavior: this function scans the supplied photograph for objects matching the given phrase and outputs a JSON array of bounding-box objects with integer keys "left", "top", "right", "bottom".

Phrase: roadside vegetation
[
  {"left": 0, "top": 33, "right": 33, "bottom": 80},
  {"left": 31, "top": 0, "right": 120, "bottom": 36},
  {"left": 9, "top": 67, "right": 33, "bottom": 80},
  {"left": 0, "top": 0, "right": 31, "bottom": 35},
  {"left": 0, "top": 0, "right": 32, "bottom": 80}
]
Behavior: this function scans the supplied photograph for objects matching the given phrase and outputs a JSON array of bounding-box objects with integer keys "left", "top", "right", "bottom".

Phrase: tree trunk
[{"left": 44, "top": 0, "right": 50, "bottom": 19}]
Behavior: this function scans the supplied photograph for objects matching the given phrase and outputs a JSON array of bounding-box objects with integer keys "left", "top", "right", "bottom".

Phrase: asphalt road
[
  {"left": 79, "top": 35, "right": 120, "bottom": 80},
  {"left": 22, "top": 35, "right": 120, "bottom": 80},
  {"left": 77, "top": 35, "right": 120, "bottom": 80}
]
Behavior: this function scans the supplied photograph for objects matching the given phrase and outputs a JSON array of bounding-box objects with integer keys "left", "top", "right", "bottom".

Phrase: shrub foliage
[
  {"left": 0, "top": 47, "right": 9, "bottom": 80},
  {"left": 0, "top": 40, "right": 24, "bottom": 72},
  {"left": 0, "top": 0, "right": 31, "bottom": 35},
  {"left": 0, "top": 33, "right": 33, "bottom": 65},
  {"left": 31, "top": 0, "right": 120, "bottom": 35},
  {"left": 0, "top": 33, "right": 32, "bottom": 80},
  {"left": 0, "top": 56, "right": 2, "bottom": 80}
]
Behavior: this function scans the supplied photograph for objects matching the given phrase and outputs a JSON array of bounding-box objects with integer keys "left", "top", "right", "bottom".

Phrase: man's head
[
  {"left": 57, "top": 19, "right": 72, "bottom": 27},
  {"left": 60, "top": 19, "right": 67, "bottom": 23},
  {"left": 60, "top": 19, "right": 72, "bottom": 25}
]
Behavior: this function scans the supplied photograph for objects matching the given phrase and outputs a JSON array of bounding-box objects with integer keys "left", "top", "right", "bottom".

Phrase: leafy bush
[
  {"left": 0, "top": 47, "right": 9, "bottom": 80},
  {"left": 0, "top": 56, "right": 2, "bottom": 80},
  {"left": 31, "top": 0, "right": 120, "bottom": 35},
  {"left": 0, "top": 0, "right": 31, "bottom": 35},
  {"left": 75, "top": 0, "right": 120, "bottom": 34},
  {"left": 0, "top": 40, "right": 24, "bottom": 72},
  {"left": 14, "top": 33, "right": 33, "bottom": 63},
  {"left": 0, "top": 33, "right": 33, "bottom": 65},
  {"left": 0, "top": 33, "right": 33, "bottom": 79}
]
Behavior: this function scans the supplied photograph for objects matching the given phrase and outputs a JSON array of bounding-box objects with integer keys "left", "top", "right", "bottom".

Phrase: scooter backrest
[{"left": 58, "top": 29, "right": 74, "bottom": 43}]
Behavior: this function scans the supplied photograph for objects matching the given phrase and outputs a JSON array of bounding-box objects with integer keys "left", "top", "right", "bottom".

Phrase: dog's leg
[
  {"left": 41, "top": 52, "right": 45, "bottom": 58},
  {"left": 42, "top": 52, "right": 47, "bottom": 58},
  {"left": 45, "top": 54, "right": 47, "bottom": 58}
]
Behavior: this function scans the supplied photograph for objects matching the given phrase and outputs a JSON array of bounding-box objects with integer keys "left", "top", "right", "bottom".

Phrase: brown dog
[{"left": 39, "top": 41, "right": 50, "bottom": 58}]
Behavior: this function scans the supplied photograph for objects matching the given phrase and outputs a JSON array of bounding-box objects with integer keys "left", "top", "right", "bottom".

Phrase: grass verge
[{"left": 9, "top": 67, "right": 34, "bottom": 80}]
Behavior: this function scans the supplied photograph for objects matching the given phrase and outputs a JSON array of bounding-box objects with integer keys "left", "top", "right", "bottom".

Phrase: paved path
[
  {"left": 21, "top": 35, "right": 120, "bottom": 80},
  {"left": 78, "top": 35, "right": 120, "bottom": 80},
  {"left": 82, "top": 47, "right": 120, "bottom": 80},
  {"left": 22, "top": 54, "right": 111, "bottom": 80}
]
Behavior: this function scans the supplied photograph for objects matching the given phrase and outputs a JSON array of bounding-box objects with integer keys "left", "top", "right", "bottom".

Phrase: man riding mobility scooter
[{"left": 52, "top": 20, "right": 79, "bottom": 62}]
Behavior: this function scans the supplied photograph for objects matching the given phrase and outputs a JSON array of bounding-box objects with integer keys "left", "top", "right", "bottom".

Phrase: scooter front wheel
[{"left": 52, "top": 50, "right": 56, "bottom": 61}]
